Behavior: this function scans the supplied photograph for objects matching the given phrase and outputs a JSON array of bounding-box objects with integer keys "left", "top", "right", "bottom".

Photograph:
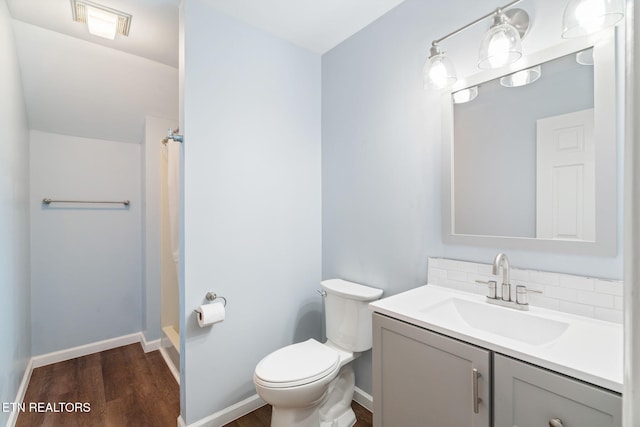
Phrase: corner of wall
[{"left": 0, "top": 1, "right": 32, "bottom": 425}]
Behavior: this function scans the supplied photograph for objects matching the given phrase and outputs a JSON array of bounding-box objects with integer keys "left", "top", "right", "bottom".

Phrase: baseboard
[
  {"left": 5, "top": 358, "right": 34, "bottom": 427},
  {"left": 182, "top": 387, "right": 370, "bottom": 427},
  {"left": 141, "top": 334, "right": 162, "bottom": 353},
  {"left": 353, "top": 386, "right": 373, "bottom": 412},
  {"left": 31, "top": 332, "right": 158, "bottom": 368},
  {"left": 184, "top": 394, "right": 266, "bottom": 427},
  {"left": 159, "top": 347, "right": 180, "bottom": 385}
]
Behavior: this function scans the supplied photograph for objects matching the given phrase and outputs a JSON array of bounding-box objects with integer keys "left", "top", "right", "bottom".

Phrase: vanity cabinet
[
  {"left": 372, "top": 313, "right": 622, "bottom": 427},
  {"left": 372, "top": 313, "right": 491, "bottom": 427},
  {"left": 494, "top": 354, "right": 622, "bottom": 427}
]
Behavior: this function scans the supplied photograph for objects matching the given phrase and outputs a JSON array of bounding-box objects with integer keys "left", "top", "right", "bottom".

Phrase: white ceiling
[
  {"left": 7, "top": 0, "right": 181, "bottom": 67},
  {"left": 201, "top": 0, "right": 407, "bottom": 54},
  {"left": 7, "top": 0, "right": 407, "bottom": 67},
  {"left": 6, "top": 0, "right": 407, "bottom": 143}
]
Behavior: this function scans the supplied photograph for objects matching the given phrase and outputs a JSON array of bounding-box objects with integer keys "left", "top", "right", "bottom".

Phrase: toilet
[{"left": 253, "top": 279, "right": 383, "bottom": 427}]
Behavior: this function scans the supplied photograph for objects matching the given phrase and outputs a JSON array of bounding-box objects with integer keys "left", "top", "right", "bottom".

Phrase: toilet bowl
[{"left": 253, "top": 279, "right": 383, "bottom": 427}]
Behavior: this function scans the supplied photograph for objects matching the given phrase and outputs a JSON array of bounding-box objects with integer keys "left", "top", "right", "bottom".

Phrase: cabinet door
[
  {"left": 494, "top": 354, "right": 621, "bottom": 427},
  {"left": 372, "top": 313, "right": 491, "bottom": 427}
]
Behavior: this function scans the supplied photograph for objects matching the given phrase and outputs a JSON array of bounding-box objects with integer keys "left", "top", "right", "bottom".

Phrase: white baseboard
[
  {"left": 183, "top": 388, "right": 370, "bottom": 427},
  {"left": 184, "top": 394, "right": 266, "bottom": 427},
  {"left": 353, "top": 386, "right": 373, "bottom": 412},
  {"left": 141, "top": 335, "right": 162, "bottom": 353},
  {"left": 5, "top": 358, "right": 34, "bottom": 427},
  {"left": 159, "top": 347, "right": 180, "bottom": 385},
  {"left": 32, "top": 333, "right": 142, "bottom": 368}
]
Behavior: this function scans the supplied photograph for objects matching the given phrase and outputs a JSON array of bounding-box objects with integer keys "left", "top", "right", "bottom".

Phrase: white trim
[
  {"left": 353, "top": 386, "right": 373, "bottom": 412},
  {"left": 141, "top": 335, "right": 162, "bottom": 353},
  {"left": 159, "top": 347, "right": 180, "bottom": 385},
  {"left": 624, "top": 1, "right": 639, "bottom": 425},
  {"left": 183, "top": 394, "right": 266, "bottom": 427},
  {"left": 5, "top": 358, "right": 34, "bottom": 427},
  {"left": 31, "top": 333, "right": 141, "bottom": 368},
  {"left": 181, "top": 390, "right": 371, "bottom": 427}
]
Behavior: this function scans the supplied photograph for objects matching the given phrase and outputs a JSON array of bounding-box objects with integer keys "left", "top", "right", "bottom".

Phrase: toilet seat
[{"left": 254, "top": 339, "right": 340, "bottom": 388}]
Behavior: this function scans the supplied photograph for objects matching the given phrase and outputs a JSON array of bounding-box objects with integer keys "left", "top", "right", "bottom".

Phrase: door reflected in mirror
[
  {"left": 452, "top": 50, "right": 594, "bottom": 240},
  {"left": 442, "top": 30, "right": 617, "bottom": 255}
]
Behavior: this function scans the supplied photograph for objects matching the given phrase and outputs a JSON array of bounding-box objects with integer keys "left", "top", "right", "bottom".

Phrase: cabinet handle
[
  {"left": 472, "top": 368, "right": 481, "bottom": 414},
  {"left": 549, "top": 418, "right": 564, "bottom": 427}
]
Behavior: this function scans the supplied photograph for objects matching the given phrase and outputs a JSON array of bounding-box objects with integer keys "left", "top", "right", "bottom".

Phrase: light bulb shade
[
  {"left": 576, "top": 48, "right": 595, "bottom": 65},
  {"left": 500, "top": 65, "right": 542, "bottom": 87},
  {"left": 478, "top": 22, "right": 523, "bottom": 69},
  {"left": 452, "top": 86, "right": 479, "bottom": 104},
  {"left": 562, "top": 0, "right": 624, "bottom": 38},
  {"left": 424, "top": 51, "right": 457, "bottom": 89}
]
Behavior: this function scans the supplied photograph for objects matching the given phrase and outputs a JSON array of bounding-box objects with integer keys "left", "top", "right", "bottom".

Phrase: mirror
[{"left": 442, "top": 30, "right": 617, "bottom": 255}]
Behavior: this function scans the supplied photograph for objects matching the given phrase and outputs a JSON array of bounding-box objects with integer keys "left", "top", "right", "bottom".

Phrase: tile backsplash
[{"left": 428, "top": 257, "right": 623, "bottom": 324}]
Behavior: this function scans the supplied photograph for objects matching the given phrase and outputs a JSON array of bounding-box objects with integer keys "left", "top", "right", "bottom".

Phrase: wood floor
[
  {"left": 16, "top": 342, "right": 373, "bottom": 427},
  {"left": 16, "top": 343, "right": 179, "bottom": 427},
  {"left": 223, "top": 401, "right": 373, "bottom": 427}
]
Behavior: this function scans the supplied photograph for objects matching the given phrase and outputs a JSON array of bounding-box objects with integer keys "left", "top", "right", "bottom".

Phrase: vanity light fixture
[
  {"left": 478, "top": 9, "right": 529, "bottom": 69},
  {"left": 561, "top": 0, "right": 624, "bottom": 38},
  {"left": 499, "top": 65, "right": 542, "bottom": 87},
  {"left": 576, "top": 48, "right": 595, "bottom": 65},
  {"left": 424, "top": 44, "right": 457, "bottom": 89},
  {"left": 71, "top": 0, "right": 131, "bottom": 40},
  {"left": 452, "top": 86, "right": 479, "bottom": 104},
  {"left": 422, "top": 0, "right": 529, "bottom": 90}
]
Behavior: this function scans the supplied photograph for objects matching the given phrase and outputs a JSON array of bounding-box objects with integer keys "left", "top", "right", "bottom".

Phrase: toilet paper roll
[{"left": 196, "top": 303, "right": 225, "bottom": 327}]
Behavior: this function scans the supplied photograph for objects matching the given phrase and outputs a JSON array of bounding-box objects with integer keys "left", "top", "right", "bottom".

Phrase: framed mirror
[{"left": 442, "top": 29, "right": 617, "bottom": 255}]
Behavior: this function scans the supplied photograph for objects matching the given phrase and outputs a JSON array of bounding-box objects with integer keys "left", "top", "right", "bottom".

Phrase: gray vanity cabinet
[
  {"left": 372, "top": 313, "right": 491, "bottom": 427},
  {"left": 372, "top": 312, "right": 622, "bottom": 427},
  {"left": 493, "top": 354, "right": 622, "bottom": 427}
]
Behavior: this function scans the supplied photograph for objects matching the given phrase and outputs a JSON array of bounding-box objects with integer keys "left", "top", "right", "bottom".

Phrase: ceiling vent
[{"left": 71, "top": 0, "right": 131, "bottom": 39}]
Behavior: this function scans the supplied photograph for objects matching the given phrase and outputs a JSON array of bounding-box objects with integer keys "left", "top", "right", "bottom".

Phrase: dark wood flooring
[
  {"left": 223, "top": 400, "right": 373, "bottom": 427},
  {"left": 16, "top": 343, "right": 179, "bottom": 427},
  {"left": 16, "top": 343, "right": 373, "bottom": 427}
]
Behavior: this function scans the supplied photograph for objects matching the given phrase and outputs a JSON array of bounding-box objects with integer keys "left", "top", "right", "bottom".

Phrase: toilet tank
[{"left": 320, "top": 279, "right": 383, "bottom": 352}]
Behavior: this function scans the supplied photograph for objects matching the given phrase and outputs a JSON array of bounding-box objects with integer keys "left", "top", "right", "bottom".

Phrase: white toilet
[{"left": 253, "top": 279, "right": 383, "bottom": 427}]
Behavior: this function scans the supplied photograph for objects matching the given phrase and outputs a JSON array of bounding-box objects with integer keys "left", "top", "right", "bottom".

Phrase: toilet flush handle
[{"left": 317, "top": 289, "right": 327, "bottom": 297}]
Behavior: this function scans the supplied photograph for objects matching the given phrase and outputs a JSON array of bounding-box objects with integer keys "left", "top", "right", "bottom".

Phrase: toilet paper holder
[{"left": 193, "top": 292, "right": 227, "bottom": 315}]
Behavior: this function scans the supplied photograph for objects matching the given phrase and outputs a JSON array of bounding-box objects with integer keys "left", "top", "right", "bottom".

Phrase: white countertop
[{"left": 369, "top": 284, "right": 623, "bottom": 393}]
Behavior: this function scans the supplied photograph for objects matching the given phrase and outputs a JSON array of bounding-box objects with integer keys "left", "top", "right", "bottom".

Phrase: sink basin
[{"left": 420, "top": 297, "right": 569, "bottom": 346}]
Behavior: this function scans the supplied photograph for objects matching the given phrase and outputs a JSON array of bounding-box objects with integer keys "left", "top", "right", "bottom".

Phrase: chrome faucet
[
  {"left": 476, "top": 253, "right": 541, "bottom": 311},
  {"left": 492, "top": 252, "right": 511, "bottom": 302}
]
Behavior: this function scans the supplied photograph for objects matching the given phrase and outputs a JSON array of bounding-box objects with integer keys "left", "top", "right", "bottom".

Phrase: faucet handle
[
  {"left": 476, "top": 280, "right": 497, "bottom": 299},
  {"left": 515, "top": 285, "right": 543, "bottom": 305}
]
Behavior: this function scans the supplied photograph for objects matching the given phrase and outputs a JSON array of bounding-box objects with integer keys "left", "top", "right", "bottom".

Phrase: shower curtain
[{"left": 165, "top": 140, "right": 180, "bottom": 273}]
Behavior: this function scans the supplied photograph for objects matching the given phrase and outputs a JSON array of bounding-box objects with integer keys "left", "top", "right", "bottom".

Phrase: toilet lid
[{"left": 254, "top": 339, "right": 340, "bottom": 388}]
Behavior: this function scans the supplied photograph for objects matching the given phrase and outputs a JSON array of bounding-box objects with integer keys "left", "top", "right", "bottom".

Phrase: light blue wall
[
  {"left": 0, "top": 0, "right": 31, "bottom": 424},
  {"left": 29, "top": 131, "right": 142, "bottom": 355},
  {"left": 322, "top": 0, "right": 624, "bottom": 396},
  {"left": 181, "top": 1, "right": 322, "bottom": 423}
]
